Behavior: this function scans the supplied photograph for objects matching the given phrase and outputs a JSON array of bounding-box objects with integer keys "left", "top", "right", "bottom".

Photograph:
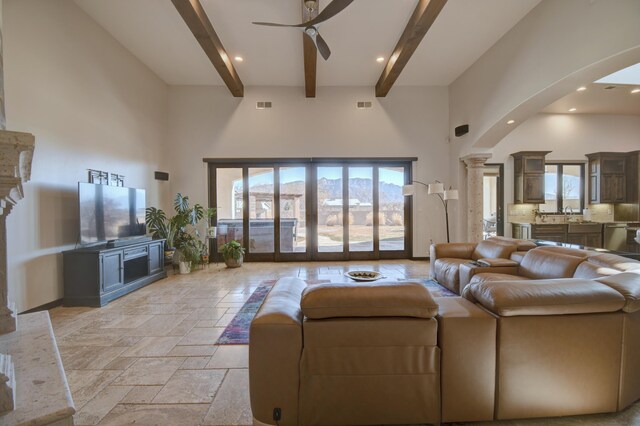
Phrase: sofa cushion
[
  {"left": 471, "top": 240, "right": 516, "bottom": 261},
  {"left": 588, "top": 253, "right": 640, "bottom": 272},
  {"left": 469, "top": 273, "right": 529, "bottom": 285},
  {"left": 434, "top": 258, "right": 469, "bottom": 292},
  {"left": 467, "top": 279, "right": 625, "bottom": 317},
  {"left": 534, "top": 246, "right": 592, "bottom": 258},
  {"left": 510, "top": 251, "right": 527, "bottom": 263},
  {"left": 519, "top": 250, "right": 585, "bottom": 279},
  {"left": 489, "top": 236, "right": 537, "bottom": 252},
  {"left": 573, "top": 261, "right": 620, "bottom": 279},
  {"left": 301, "top": 281, "right": 437, "bottom": 319},
  {"left": 596, "top": 272, "right": 640, "bottom": 313}
]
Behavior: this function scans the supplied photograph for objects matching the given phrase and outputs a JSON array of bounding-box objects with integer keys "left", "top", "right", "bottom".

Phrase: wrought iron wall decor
[{"left": 88, "top": 169, "right": 124, "bottom": 186}]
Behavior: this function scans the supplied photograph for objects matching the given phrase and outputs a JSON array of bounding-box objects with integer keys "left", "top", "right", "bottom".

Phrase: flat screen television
[{"left": 78, "top": 183, "right": 146, "bottom": 245}]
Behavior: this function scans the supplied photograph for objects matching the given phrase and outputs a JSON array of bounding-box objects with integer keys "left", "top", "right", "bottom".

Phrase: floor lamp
[{"left": 403, "top": 180, "right": 458, "bottom": 243}]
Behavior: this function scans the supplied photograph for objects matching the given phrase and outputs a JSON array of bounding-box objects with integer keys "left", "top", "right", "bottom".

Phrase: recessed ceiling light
[
  {"left": 632, "top": 88, "right": 640, "bottom": 94},
  {"left": 376, "top": 57, "right": 385, "bottom": 63},
  {"left": 569, "top": 108, "right": 577, "bottom": 112},
  {"left": 507, "top": 120, "right": 515, "bottom": 124},
  {"left": 577, "top": 86, "right": 587, "bottom": 92},
  {"left": 234, "top": 56, "right": 243, "bottom": 62}
]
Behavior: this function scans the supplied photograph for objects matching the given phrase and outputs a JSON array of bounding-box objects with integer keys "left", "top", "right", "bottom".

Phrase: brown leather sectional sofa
[
  {"left": 249, "top": 245, "right": 640, "bottom": 425},
  {"left": 430, "top": 237, "right": 537, "bottom": 294}
]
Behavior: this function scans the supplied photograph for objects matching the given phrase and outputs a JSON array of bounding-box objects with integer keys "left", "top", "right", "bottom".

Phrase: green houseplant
[
  {"left": 177, "top": 238, "right": 202, "bottom": 274},
  {"left": 221, "top": 240, "right": 245, "bottom": 268},
  {"left": 146, "top": 193, "right": 215, "bottom": 269}
]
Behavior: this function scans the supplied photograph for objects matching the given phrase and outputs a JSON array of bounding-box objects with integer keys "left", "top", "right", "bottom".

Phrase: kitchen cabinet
[
  {"left": 626, "top": 150, "right": 640, "bottom": 204},
  {"left": 512, "top": 223, "right": 566, "bottom": 243},
  {"left": 511, "top": 151, "right": 551, "bottom": 204},
  {"left": 512, "top": 223, "right": 604, "bottom": 248},
  {"left": 587, "top": 152, "right": 627, "bottom": 203}
]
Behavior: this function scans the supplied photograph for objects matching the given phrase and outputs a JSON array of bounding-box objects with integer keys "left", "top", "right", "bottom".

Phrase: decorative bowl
[{"left": 344, "top": 271, "right": 385, "bottom": 282}]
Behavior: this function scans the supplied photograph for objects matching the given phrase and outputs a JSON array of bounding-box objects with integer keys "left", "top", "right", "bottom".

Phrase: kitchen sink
[{"left": 567, "top": 223, "right": 602, "bottom": 234}]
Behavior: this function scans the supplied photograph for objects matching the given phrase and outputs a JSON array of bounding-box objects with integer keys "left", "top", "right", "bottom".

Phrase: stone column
[
  {"left": 461, "top": 153, "right": 492, "bottom": 242},
  {"left": 0, "top": 130, "right": 33, "bottom": 414},
  {"left": 0, "top": 131, "right": 34, "bottom": 334}
]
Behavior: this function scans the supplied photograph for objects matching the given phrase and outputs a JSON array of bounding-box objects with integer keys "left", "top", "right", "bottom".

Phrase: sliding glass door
[{"left": 208, "top": 160, "right": 411, "bottom": 261}]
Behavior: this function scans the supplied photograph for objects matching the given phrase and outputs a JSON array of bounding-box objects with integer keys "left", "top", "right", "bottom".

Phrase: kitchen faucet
[{"left": 564, "top": 206, "right": 574, "bottom": 222}]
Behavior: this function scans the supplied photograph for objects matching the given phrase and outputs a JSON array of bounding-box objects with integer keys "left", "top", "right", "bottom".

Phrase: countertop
[
  {"left": 511, "top": 221, "right": 640, "bottom": 227},
  {"left": 533, "top": 240, "right": 640, "bottom": 260}
]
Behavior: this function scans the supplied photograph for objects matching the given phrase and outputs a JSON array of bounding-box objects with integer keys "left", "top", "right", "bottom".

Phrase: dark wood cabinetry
[
  {"left": 63, "top": 239, "right": 167, "bottom": 307},
  {"left": 530, "top": 224, "right": 567, "bottom": 243},
  {"left": 511, "top": 151, "right": 550, "bottom": 204},
  {"left": 512, "top": 223, "right": 603, "bottom": 248},
  {"left": 566, "top": 232, "right": 603, "bottom": 248},
  {"left": 587, "top": 152, "right": 627, "bottom": 203}
]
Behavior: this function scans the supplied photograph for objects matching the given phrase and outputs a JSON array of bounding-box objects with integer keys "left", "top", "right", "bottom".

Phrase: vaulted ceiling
[{"left": 75, "top": 0, "right": 540, "bottom": 90}]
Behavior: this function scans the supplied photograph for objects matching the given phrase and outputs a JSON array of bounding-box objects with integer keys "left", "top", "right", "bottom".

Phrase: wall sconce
[{"left": 403, "top": 180, "right": 458, "bottom": 243}]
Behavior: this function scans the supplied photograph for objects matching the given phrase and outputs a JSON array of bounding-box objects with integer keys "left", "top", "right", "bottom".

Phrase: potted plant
[
  {"left": 221, "top": 240, "right": 245, "bottom": 268},
  {"left": 146, "top": 193, "right": 215, "bottom": 265},
  {"left": 177, "top": 238, "right": 201, "bottom": 274}
]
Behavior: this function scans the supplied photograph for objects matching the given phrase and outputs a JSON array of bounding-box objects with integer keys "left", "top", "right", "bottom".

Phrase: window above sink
[{"left": 538, "top": 162, "right": 585, "bottom": 214}]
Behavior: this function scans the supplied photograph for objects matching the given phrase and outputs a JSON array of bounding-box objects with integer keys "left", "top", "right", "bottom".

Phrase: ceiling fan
[{"left": 252, "top": 0, "right": 354, "bottom": 60}]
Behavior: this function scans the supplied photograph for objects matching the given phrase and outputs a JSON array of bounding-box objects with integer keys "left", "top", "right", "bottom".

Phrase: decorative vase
[
  {"left": 224, "top": 255, "right": 243, "bottom": 268},
  {"left": 179, "top": 261, "right": 192, "bottom": 274}
]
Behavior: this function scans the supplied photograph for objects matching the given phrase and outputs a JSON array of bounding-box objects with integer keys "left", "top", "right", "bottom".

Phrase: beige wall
[
  {"left": 4, "top": 0, "right": 169, "bottom": 312},
  {"left": 448, "top": 0, "right": 640, "bottom": 241},
  {"left": 166, "top": 85, "right": 450, "bottom": 256}
]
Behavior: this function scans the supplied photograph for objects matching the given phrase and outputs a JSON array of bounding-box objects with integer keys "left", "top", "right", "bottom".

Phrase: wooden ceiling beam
[
  {"left": 375, "top": 0, "right": 447, "bottom": 97},
  {"left": 172, "top": 0, "right": 244, "bottom": 97},
  {"left": 303, "top": 1, "right": 319, "bottom": 98}
]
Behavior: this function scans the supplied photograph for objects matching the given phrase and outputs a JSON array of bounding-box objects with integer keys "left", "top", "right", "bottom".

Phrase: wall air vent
[
  {"left": 256, "top": 101, "right": 272, "bottom": 109},
  {"left": 356, "top": 101, "right": 372, "bottom": 109}
]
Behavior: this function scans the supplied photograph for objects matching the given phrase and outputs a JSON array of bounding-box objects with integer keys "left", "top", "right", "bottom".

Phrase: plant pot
[
  {"left": 208, "top": 226, "right": 217, "bottom": 238},
  {"left": 179, "top": 261, "right": 192, "bottom": 274},
  {"left": 201, "top": 255, "right": 209, "bottom": 264},
  {"left": 224, "top": 255, "right": 243, "bottom": 268},
  {"left": 164, "top": 249, "right": 176, "bottom": 262}
]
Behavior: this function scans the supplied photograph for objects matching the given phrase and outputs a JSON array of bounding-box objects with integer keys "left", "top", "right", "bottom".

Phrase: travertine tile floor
[{"left": 48, "top": 260, "right": 640, "bottom": 426}]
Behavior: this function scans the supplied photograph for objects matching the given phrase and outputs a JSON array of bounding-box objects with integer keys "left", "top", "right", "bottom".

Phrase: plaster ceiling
[
  {"left": 541, "top": 83, "right": 640, "bottom": 116},
  {"left": 74, "top": 0, "right": 540, "bottom": 87}
]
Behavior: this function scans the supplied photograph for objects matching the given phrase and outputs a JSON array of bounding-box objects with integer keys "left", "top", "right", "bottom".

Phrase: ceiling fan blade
[
  {"left": 306, "top": 0, "right": 354, "bottom": 27},
  {"left": 315, "top": 32, "right": 331, "bottom": 60},
  {"left": 252, "top": 0, "right": 354, "bottom": 28},
  {"left": 252, "top": 22, "right": 302, "bottom": 27}
]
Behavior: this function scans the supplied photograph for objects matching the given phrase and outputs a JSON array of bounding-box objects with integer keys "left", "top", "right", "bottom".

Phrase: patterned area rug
[{"left": 215, "top": 278, "right": 456, "bottom": 345}]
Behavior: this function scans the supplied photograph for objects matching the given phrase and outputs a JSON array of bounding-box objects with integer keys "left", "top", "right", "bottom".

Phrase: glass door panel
[
  {"left": 348, "top": 167, "right": 373, "bottom": 252},
  {"left": 379, "top": 167, "right": 405, "bottom": 251},
  {"left": 215, "top": 168, "right": 243, "bottom": 254},
  {"left": 317, "top": 166, "right": 343, "bottom": 252},
  {"left": 248, "top": 168, "right": 274, "bottom": 253},
  {"left": 280, "top": 167, "right": 306, "bottom": 253}
]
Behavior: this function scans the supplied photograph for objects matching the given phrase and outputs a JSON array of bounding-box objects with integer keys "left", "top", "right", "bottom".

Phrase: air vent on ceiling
[
  {"left": 356, "top": 101, "right": 372, "bottom": 109},
  {"left": 604, "top": 85, "right": 617, "bottom": 90},
  {"left": 256, "top": 101, "right": 272, "bottom": 109}
]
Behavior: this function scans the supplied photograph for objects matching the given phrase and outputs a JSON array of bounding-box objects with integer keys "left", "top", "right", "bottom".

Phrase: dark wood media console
[{"left": 63, "top": 239, "right": 167, "bottom": 306}]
